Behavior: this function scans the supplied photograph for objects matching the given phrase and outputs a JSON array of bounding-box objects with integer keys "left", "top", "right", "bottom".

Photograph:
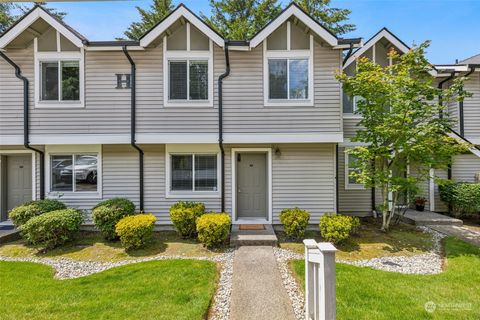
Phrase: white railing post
[{"left": 303, "top": 239, "right": 337, "bottom": 320}]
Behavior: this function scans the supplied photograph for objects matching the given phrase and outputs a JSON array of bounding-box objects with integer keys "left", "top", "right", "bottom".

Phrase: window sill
[
  {"left": 166, "top": 192, "right": 221, "bottom": 199},
  {"left": 164, "top": 101, "right": 213, "bottom": 108},
  {"left": 47, "top": 192, "right": 101, "bottom": 200},
  {"left": 264, "top": 100, "right": 314, "bottom": 107},
  {"left": 345, "top": 185, "right": 366, "bottom": 191},
  {"left": 343, "top": 114, "right": 363, "bottom": 119},
  {"left": 35, "top": 102, "right": 84, "bottom": 109}
]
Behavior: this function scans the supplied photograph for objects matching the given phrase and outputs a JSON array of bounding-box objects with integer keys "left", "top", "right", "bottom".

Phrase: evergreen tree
[
  {"left": 294, "top": 0, "right": 355, "bottom": 35},
  {"left": 203, "top": 0, "right": 281, "bottom": 39},
  {"left": 123, "top": 0, "right": 174, "bottom": 40},
  {"left": 0, "top": 3, "right": 16, "bottom": 34}
]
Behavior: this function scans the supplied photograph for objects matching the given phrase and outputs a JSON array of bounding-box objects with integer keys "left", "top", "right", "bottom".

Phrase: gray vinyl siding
[
  {"left": 433, "top": 168, "right": 448, "bottom": 212},
  {"left": 1, "top": 40, "right": 342, "bottom": 139},
  {"left": 463, "top": 72, "right": 480, "bottom": 140},
  {"left": 221, "top": 42, "right": 342, "bottom": 135},
  {"left": 29, "top": 143, "right": 335, "bottom": 224},
  {"left": 0, "top": 48, "right": 30, "bottom": 137},
  {"left": 337, "top": 147, "right": 372, "bottom": 216},
  {"left": 452, "top": 153, "right": 480, "bottom": 182},
  {"left": 410, "top": 164, "right": 431, "bottom": 211},
  {"left": 343, "top": 118, "right": 362, "bottom": 139}
]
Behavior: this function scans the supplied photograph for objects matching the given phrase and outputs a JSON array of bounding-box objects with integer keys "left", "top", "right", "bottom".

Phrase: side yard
[{"left": 290, "top": 237, "right": 480, "bottom": 320}]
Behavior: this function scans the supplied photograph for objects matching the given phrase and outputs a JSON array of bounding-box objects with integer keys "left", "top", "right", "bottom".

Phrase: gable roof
[
  {"left": 249, "top": 2, "right": 338, "bottom": 48},
  {"left": 0, "top": 5, "right": 87, "bottom": 49},
  {"left": 343, "top": 27, "right": 409, "bottom": 68},
  {"left": 139, "top": 4, "right": 224, "bottom": 48},
  {"left": 459, "top": 53, "right": 480, "bottom": 65}
]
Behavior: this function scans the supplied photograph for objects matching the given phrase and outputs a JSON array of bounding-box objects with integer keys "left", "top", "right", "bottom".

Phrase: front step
[{"left": 230, "top": 224, "right": 278, "bottom": 246}]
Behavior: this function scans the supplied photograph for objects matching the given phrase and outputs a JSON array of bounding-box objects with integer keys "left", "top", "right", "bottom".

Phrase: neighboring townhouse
[
  {"left": 0, "top": 3, "right": 479, "bottom": 226},
  {"left": 0, "top": 3, "right": 361, "bottom": 224},
  {"left": 342, "top": 28, "right": 480, "bottom": 215}
]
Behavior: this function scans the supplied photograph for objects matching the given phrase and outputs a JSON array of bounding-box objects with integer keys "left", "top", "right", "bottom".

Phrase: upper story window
[
  {"left": 163, "top": 22, "right": 213, "bottom": 107},
  {"left": 34, "top": 28, "right": 84, "bottom": 109},
  {"left": 264, "top": 21, "right": 313, "bottom": 107}
]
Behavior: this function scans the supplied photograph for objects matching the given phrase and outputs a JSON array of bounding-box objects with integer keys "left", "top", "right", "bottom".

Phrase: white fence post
[{"left": 303, "top": 239, "right": 337, "bottom": 320}]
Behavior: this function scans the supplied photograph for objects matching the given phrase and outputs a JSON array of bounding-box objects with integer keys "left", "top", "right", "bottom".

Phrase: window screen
[
  {"left": 61, "top": 61, "right": 80, "bottom": 101},
  {"left": 41, "top": 62, "right": 59, "bottom": 101},
  {"left": 289, "top": 59, "right": 308, "bottom": 99},
  {"left": 169, "top": 61, "right": 188, "bottom": 100},
  {"left": 268, "top": 59, "right": 288, "bottom": 99},
  {"left": 189, "top": 61, "right": 208, "bottom": 100},
  {"left": 171, "top": 155, "right": 193, "bottom": 191},
  {"left": 170, "top": 154, "right": 217, "bottom": 192}
]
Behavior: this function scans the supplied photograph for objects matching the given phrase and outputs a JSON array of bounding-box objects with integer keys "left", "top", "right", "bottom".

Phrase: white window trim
[
  {"left": 165, "top": 144, "right": 221, "bottom": 198},
  {"left": 343, "top": 95, "right": 364, "bottom": 119},
  {"left": 45, "top": 145, "right": 102, "bottom": 199},
  {"left": 344, "top": 149, "right": 365, "bottom": 190},
  {"left": 231, "top": 148, "right": 273, "bottom": 224},
  {"left": 263, "top": 22, "right": 314, "bottom": 107},
  {"left": 0, "top": 150, "right": 37, "bottom": 201},
  {"left": 34, "top": 36, "right": 85, "bottom": 109},
  {"left": 163, "top": 23, "right": 214, "bottom": 108}
]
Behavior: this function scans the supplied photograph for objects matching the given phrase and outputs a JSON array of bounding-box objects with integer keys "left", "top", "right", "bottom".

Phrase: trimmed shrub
[
  {"left": 439, "top": 182, "right": 480, "bottom": 217},
  {"left": 196, "top": 213, "right": 231, "bottom": 248},
  {"left": 92, "top": 198, "right": 135, "bottom": 240},
  {"left": 169, "top": 201, "right": 205, "bottom": 238},
  {"left": 9, "top": 199, "right": 66, "bottom": 227},
  {"left": 115, "top": 214, "right": 156, "bottom": 250},
  {"left": 20, "top": 209, "right": 83, "bottom": 249},
  {"left": 319, "top": 213, "right": 360, "bottom": 244},
  {"left": 279, "top": 208, "right": 310, "bottom": 240}
]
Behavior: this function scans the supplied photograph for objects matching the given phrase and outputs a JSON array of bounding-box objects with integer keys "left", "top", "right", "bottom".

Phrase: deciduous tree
[{"left": 336, "top": 42, "right": 471, "bottom": 231}]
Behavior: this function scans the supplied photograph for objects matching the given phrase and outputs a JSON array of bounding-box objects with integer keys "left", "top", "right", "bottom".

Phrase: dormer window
[
  {"left": 264, "top": 21, "right": 313, "bottom": 107},
  {"left": 34, "top": 29, "right": 84, "bottom": 108},
  {"left": 163, "top": 22, "right": 213, "bottom": 107}
]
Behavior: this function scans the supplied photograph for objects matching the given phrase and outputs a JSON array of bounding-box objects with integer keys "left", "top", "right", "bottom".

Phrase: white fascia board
[
  {"left": 343, "top": 29, "right": 409, "bottom": 68},
  {"left": 27, "top": 134, "right": 130, "bottom": 145},
  {"left": 224, "top": 133, "right": 344, "bottom": 143},
  {"left": 0, "top": 8, "right": 84, "bottom": 49},
  {"left": 249, "top": 5, "right": 337, "bottom": 48},
  {"left": 85, "top": 46, "right": 144, "bottom": 51},
  {"left": 447, "top": 132, "right": 480, "bottom": 158},
  {"left": 435, "top": 65, "right": 469, "bottom": 72},
  {"left": 140, "top": 6, "right": 224, "bottom": 48}
]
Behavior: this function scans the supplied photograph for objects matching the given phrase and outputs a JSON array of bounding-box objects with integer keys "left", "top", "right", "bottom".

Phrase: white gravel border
[
  {"left": 273, "top": 226, "right": 446, "bottom": 320},
  {"left": 0, "top": 249, "right": 235, "bottom": 320}
]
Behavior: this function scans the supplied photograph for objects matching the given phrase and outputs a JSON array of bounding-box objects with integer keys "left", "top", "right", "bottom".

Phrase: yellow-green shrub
[
  {"left": 20, "top": 209, "right": 83, "bottom": 249},
  {"left": 115, "top": 214, "right": 156, "bottom": 250},
  {"left": 9, "top": 199, "right": 66, "bottom": 227},
  {"left": 196, "top": 213, "right": 231, "bottom": 248},
  {"left": 279, "top": 208, "right": 310, "bottom": 240},
  {"left": 319, "top": 213, "right": 360, "bottom": 244},
  {"left": 169, "top": 201, "right": 205, "bottom": 238},
  {"left": 92, "top": 198, "right": 135, "bottom": 240}
]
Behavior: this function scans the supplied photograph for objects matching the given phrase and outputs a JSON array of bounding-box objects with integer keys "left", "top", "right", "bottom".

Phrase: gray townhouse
[{"left": 0, "top": 3, "right": 479, "bottom": 225}]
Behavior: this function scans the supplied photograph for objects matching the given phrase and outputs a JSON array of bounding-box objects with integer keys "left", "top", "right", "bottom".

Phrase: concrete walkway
[
  {"left": 429, "top": 224, "right": 480, "bottom": 247},
  {"left": 402, "top": 209, "right": 463, "bottom": 226},
  {"left": 230, "top": 246, "right": 295, "bottom": 320}
]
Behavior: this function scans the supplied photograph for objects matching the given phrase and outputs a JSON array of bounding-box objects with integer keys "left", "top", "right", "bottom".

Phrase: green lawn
[
  {"left": 291, "top": 237, "right": 480, "bottom": 320},
  {"left": 0, "top": 259, "right": 217, "bottom": 320},
  {"left": 0, "top": 231, "right": 224, "bottom": 262}
]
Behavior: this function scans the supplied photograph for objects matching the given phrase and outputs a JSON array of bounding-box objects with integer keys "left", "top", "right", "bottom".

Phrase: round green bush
[
  {"left": 279, "top": 208, "right": 310, "bottom": 240},
  {"left": 115, "top": 213, "right": 156, "bottom": 250},
  {"left": 196, "top": 213, "right": 231, "bottom": 248},
  {"left": 440, "top": 182, "right": 480, "bottom": 217},
  {"left": 9, "top": 199, "right": 66, "bottom": 227},
  {"left": 169, "top": 201, "right": 205, "bottom": 238},
  {"left": 319, "top": 213, "right": 360, "bottom": 244},
  {"left": 20, "top": 208, "right": 84, "bottom": 249},
  {"left": 92, "top": 198, "right": 135, "bottom": 240}
]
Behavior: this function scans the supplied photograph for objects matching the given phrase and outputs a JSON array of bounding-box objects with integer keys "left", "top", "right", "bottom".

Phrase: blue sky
[{"left": 18, "top": 0, "right": 480, "bottom": 64}]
